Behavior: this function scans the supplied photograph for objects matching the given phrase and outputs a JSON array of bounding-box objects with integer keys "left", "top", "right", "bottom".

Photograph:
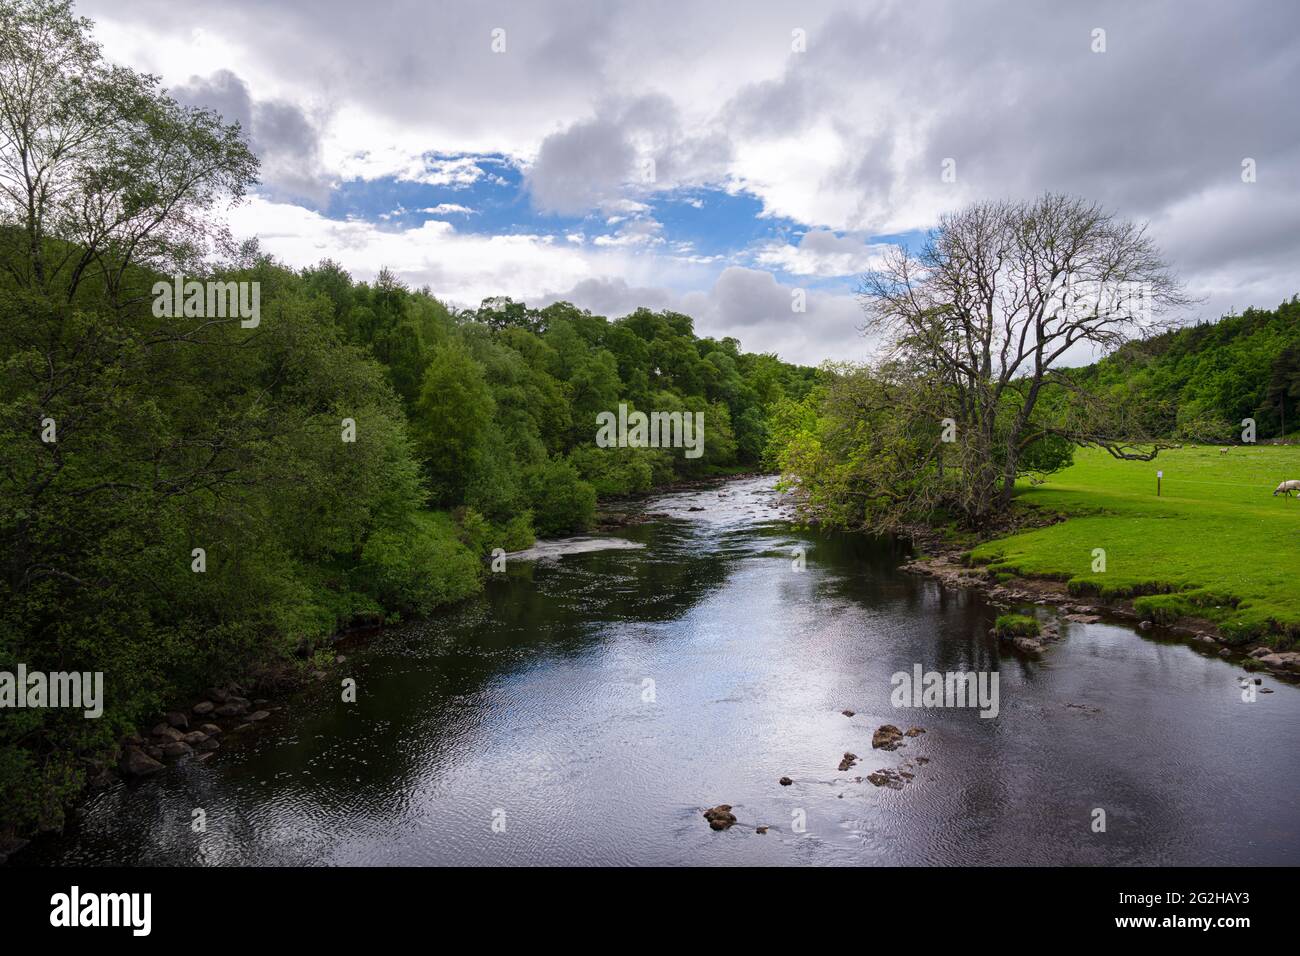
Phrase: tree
[
  {"left": 859, "top": 193, "right": 1188, "bottom": 524},
  {"left": 0, "top": 0, "right": 258, "bottom": 302}
]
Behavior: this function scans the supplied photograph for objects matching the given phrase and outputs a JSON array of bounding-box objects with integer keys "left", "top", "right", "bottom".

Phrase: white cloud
[
  {"left": 421, "top": 204, "right": 476, "bottom": 216},
  {"left": 79, "top": 0, "right": 1300, "bottom": 360},
  {"left": 754, "top": 230, "right": 896, "bottom": 277}
]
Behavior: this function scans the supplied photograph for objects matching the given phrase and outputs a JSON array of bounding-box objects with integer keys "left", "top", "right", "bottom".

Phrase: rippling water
[{"left": 18, "top": 477, "right": 1300, "bottom": 865}]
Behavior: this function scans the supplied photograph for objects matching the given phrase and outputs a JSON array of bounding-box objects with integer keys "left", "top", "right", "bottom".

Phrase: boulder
[
  {"left": 165, "top": 711, "right": 189, "bottom": 729},
  {"left": 161, "top": 741, "right": 193, "bottom": 759},
  {"left": 119, "top": 747, "right": 164, "bottom": 777},
  {"left": 779, "top": 776, "right": 793, "bottom": 786},
  {"left": 904, "top": 727, "right": 925, "bottom": 737},
  {"left": 841, "top": 709, "right": 855, "bottom": 717},
  {"left": 871, "top": 725, "right": 905, "bottom": 751},
  {"left": 1258, "top": 652, "right": 1300, "bottom": 671},
  {"left": 197, "top": 737, "right": 220, "bottom": 752},
  {"left": 214, "top": 701, "right": 248, "bottom": 718},
  {"left": 152, "top": 724, "right": 185, "bottom": 742},
  {"left": 199, "top": 723, "right": 223, "bottom": 736},
  {"left": 1013, "top": 636, "right": 1044, "bottom": 654},
  {"left": 245, "top": 710, "right": 270, "bottom": 722},
  {"left": 703, "top": 805, "right": 737, "bottom": 830},
  {"left": 837, "top": 752, "right": 858, "bottom": 771},
  {"left": 181, "top": 731, "right": 207, "bottom": 746},
  {"left": 192, "top": 701, "right": 215, "bottom": 716},
  {"left": 866, "top": 768, "right": 907, "bottom": 790}
]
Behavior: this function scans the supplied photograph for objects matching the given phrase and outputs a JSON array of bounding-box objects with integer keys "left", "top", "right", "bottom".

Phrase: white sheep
[
  {"left": 1274, "top": 480, "right": 1300, "bottom": 497},
  {"left": 1219, "top": 447, "right": 1230, "bottom": 454}
]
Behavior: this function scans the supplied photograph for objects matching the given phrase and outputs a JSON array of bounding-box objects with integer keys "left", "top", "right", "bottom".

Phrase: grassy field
[{"left": 971, "top": 445, "right": 1300, "bottom": 643}]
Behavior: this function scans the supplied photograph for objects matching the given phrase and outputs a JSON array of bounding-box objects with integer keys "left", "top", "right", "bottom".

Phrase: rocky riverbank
[{"left": 899, "top": 550, "right": 1300, "bottom": 678}]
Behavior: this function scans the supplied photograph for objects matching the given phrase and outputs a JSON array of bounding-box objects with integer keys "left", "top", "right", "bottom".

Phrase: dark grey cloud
[
  {"left": 173, "top": 69, "right": 333, "bottom": 206},
  {"left": 527, "top": 93, "right": 732, "bottom": 214}
]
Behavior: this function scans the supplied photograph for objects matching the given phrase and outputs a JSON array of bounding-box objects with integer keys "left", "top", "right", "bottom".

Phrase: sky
[{"left": 79, "top": 0, "right": 1300, "bottom": 366}]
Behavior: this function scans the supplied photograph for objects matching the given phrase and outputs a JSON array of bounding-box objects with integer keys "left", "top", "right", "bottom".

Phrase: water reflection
[{"left": 17, "top": 478, "right": 1300, "bottom": 866}]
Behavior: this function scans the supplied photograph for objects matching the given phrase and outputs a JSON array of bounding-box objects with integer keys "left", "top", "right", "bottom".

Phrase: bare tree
[{"left": 859, "top": 193, "right": 1190, "bottom": 523}]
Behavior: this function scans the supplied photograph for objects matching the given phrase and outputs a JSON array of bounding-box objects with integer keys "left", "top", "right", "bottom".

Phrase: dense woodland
[
  {"left": 0, "top": 0, "right": 819, "bottom": 834},
  {"left": 0, "top": 253, "right": 814, "bottom": 831}
]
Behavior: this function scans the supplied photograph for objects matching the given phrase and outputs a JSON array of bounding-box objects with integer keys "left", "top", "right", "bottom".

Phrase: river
[{"left": 17, "top": 477, "right": 1300, "bottom": 865}]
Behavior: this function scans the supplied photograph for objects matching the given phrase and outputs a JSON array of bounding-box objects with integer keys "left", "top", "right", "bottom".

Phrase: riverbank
[{"left": 898, "top": 445, "right": 1300, "bottom": 676}]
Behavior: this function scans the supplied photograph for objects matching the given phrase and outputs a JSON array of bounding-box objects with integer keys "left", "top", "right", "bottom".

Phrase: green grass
[
  {"left": 994, "top": 613, "right": 1040, "bottom": 638},
  {"left": 972, "top": 445, "right": 1300, "bottom": 644}
]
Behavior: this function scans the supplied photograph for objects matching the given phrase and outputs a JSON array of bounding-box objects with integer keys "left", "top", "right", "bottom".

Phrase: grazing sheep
[
  {"left": 1274, "top": 480, "right": 1300, "bottom": 497},
  {"left": 1219, "top": 447, "right": 1230, "bottom": 454}
]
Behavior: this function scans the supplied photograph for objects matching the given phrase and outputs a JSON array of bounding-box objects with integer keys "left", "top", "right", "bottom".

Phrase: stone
[
  {"left": 904, "top": 727, "right": 925, "bottom": 737},
  {"left": 152, "top": 724, "right": 185, "bottom": 742},
  {"left": 872, "top": 725, "right": 905, "bottom": 750},
  {"left": 703, "top": 805, "right": 737, "bottom": 830},
  {"left": 119, "top": 748, "right": 164, "bottom": 777},
  {"left": 192, "top": 701, "right": 215, "bottom": 716},
  {"left": 199, "top": 723, "right": 222, "bottom": 735},
  {"left": 1258, "top": 652, "right": 1300, "bottom": 671},
  {"left": 837, "top": 752, "right": 858, "bottom": 772},
  {"left": 866, "top": 768, "right": 907, "bottom": 790},
  {"left": 197, "top": 737, "right": 220, "bottom": 751},
  {"left": 245, "top": 710, "right": 270, "bottom": 722},
  {"left": 214, "top": 701, "right": 248, "bottom": 718},
  {"left": 841, "top": 709, "right": 855, "bottom": 717},
  {"left": 779, "top": 776, "right": 793, "bottom": 786},
  {"left": 181, "top": 731, "right": 207, "bottom": 745},
  {"left": 161, "top": 741, "right": 193, "bottom": 759},
  {"left": 165, "top": 711, "right": 189, "bottom": 729}
]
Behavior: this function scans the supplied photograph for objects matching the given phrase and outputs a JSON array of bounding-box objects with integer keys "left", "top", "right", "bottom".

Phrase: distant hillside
[{"left": 1078, "top": 296, "right": 1300, "bottom": 440}]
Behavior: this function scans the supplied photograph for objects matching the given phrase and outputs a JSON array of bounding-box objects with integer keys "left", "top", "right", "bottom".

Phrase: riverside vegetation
[
  {"left": 4, "top": 0, "right": 1299, "bottom": 848},
  {"left": 0, "top": 0, "right": 814, "bottom": 838}
]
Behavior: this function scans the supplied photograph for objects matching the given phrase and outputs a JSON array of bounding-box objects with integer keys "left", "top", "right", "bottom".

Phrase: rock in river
[
  {"left": 866, "top": 768, "right": 908, "bottom": 790},
  {"left": 872, "top": 725, "right": 905, "bottom": 750},
  {"left": 838, "top": 752, "right": 858, "bottom": 771},
  {"left": 119, "top": 747, "right": 164, "bottom": 777},
  {"left": 703, "top": 805, "right": 737, "bottom": 830}
]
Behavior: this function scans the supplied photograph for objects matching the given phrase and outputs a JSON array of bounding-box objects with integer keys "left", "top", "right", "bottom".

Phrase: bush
[
  {"left": 355, "top": 512, "right": 482, "bottom": 615},
  {"left": 523, "top": 458, "right": 596, "bottom": 535}
]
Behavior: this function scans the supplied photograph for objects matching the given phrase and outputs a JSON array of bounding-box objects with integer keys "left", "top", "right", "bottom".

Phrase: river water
[{"left": 18, "top": 477, "right": 1300, "bottom": 865}]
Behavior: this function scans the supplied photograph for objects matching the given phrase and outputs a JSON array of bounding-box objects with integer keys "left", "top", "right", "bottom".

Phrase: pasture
[{"left": 972, "top": 445, "right": 1300, "bottom": 642}]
